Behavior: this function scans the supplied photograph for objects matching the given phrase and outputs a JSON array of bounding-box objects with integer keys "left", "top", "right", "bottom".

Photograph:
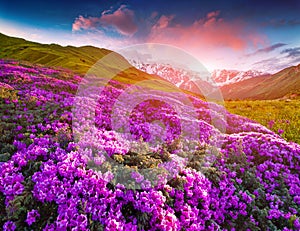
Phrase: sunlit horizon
[{"left": 1, "top": 1, "right": 300, "bottom": 73}]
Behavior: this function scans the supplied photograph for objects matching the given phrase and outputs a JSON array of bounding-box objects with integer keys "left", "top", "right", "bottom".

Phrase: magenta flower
[
  {"left": 0, "top": 59, "right": 300, "bottom": 230},
  {"left": 3, "top": 221, "right": 16, "bottom": 231},
  {"left": 16, "top": 125, "right": 22, "bottom": 131},
  {"left": 294, "top": 218, "right": 300, "bottom": 230},
  {"left": 268, "top": 120, "right": 275, "bottom": 129},
  {"left": 26, "top": 209, "right": 40, "bottom": 225},
  {"left": 131, "top": 171, "right": 144, "bottom": 183}
]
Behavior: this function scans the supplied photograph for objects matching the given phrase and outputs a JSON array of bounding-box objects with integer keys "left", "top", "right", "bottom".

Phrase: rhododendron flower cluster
[{"left": 0, "top": 60, "right": 299, "bottom": 230}]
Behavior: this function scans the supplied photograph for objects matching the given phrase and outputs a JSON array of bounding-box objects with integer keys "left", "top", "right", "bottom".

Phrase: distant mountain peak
[
  {"left": 211, "top": 69, "right": 269, "bottom": 87},
  {"left": 129, "top": 60, "right": 213, "bottom": 87},
  {"left": 129, "top": 59, "right": 269, "bottom": 88}
]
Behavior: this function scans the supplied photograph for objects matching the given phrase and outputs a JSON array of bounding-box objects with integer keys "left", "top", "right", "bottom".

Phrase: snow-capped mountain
[
  {"left": 130, "top": 60, "right": 212, "bottom": 88},
  {"left": 130, "top": 60, "right": 268, "bottom": 88},
  {"left": 211, "top": 69, "right": 268, "bottom": 86}
]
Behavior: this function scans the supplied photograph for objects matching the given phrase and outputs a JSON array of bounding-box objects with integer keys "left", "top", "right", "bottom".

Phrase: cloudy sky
[{"left": 1, "top": 0, "right": 300, "bottom": 72}]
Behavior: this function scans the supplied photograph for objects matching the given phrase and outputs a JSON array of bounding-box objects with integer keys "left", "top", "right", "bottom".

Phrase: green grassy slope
[
  {"left": 0, "top": 33, "right": 113, "bottom": 74},
  {"left": 225, "top": 100, "right": 300, "bottom": 143},
  {"left": 0, "top": 33, "right": 200, "bottom": 96},
  {"left": 221, "top": 65, "right": 300, "bottom": 100},
  {"left": 3, "top": 33, "right": 299, "bottom": 101}
]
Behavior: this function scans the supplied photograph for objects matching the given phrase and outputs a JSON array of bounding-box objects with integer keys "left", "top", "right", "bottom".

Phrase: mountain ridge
[
  {"left": 129, "top": 60, "right": 300, "bottom": 100},
  {"left": 211, "top": 69, "right": 270, "bottom": 86},
  {"left": 0, "top": 33, "right": 203, "bottom": 98},
  {"left": 1, "top": 32, "right": 299, "bottom": 100},
  {"left": 221, "top": 64, "right": 300, "bottom": 100},
  {"left": 0, "top": 32, "right": 113, "bottom": 74}
]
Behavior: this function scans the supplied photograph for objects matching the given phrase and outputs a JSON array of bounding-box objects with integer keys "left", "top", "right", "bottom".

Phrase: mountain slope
[
  {"left": 0, "top": 33, "right": 114, "bottom": 74},
  {"left": 221, "top": 64, "right": 300, "bottom": 100},
  {"left": 0, "top": 33, "right": 196, "bottom": 95},
  {"left": 2, "top": 33, "right": 299, "bottom": 100}
]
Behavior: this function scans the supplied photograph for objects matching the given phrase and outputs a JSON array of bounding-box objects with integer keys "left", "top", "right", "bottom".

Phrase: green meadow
[
  {"left": 1, "top": 33, "right": 299, "bottom": 145},
  {"left": 225, "top": 99, "right": 300, "bottom": 144}
]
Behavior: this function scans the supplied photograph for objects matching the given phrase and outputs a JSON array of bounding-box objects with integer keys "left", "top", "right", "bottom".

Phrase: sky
[{"left": 1, "top": 0, "right": 300, "bottom": 72}]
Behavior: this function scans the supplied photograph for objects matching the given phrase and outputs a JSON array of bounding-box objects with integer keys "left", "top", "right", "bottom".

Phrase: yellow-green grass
[
  {"left": 0, "top": 33, "right": 114, "bottom": 74},
  {"left": 225, "top": 100, "right": 300, "bottom": 144}
]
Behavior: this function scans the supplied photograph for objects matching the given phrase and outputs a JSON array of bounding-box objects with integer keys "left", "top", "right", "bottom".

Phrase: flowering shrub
[{"left": 0, "top": 59, "right": 299, "bottom": 230}]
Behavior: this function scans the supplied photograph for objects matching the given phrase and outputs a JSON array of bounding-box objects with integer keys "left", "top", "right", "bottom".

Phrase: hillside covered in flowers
[{"left": 0, "top": 59, "right": 300, "bottom": 230}]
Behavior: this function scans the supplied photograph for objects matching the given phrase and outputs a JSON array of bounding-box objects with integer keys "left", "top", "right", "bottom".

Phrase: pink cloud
[
  {"left": 201, "top": 11, "right": 222, "bottom": 27},
  {"left": 206, "top": 10, "right": 220, "bottom": 19},
  {"left": 72, "top": 5, "right": 137, "bottom": 36},
  {"left": 71, "top": 9, "right": 268, "bottom": 70},
  {"left": 149, "top": 11, "right": 266, "bottom": 51},
  {"left": 72, "top": 16, "right": 100, "bottom": 31},
  {"left": 152, "top": 15, "right": 175, "bottom": 30}
]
